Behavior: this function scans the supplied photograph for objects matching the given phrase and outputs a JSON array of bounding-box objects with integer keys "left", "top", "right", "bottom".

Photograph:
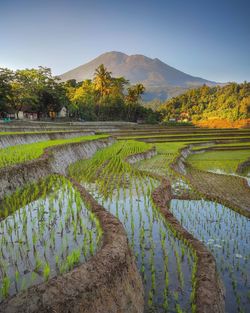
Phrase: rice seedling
[
  {"left": 1, "top": 276, "right": 10, "bottom": 299},
  {"left": 0, "top": 175, "right": 102, "bottom": 300},
  {"left": 0, "top": 134, "right": 107, "bottom": 169},
  {"left": 170, "top": 199, "right": 250, "bottom": 313},
  {"left": 69, "top": 140, "right": 195, "bottom": 312},
  {"left": 188, "top": 149, "right": 250, "bottom": 176}
]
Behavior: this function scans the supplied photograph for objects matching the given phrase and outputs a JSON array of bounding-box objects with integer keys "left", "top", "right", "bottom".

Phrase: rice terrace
[
  {"left": 1, "top": 1, "right": 250, "bottom": 312},
  {"left": 0, "top": 120, "right": 249, "bottom": 313}
]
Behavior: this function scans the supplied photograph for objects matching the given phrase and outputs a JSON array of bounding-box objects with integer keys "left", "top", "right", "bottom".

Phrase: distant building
[
  {"left": 58, "top": 106, "right": 68, "bottom": 118},
  {"left": 179, "top": 112, "right": 190, "bottom": 122},
  {"left": 14, "top": 110, "right": 38, "bottom": 120},
  {"left": 16, "top": 111, "right": 24, "bottom": 119},
  {"left": 3, "top": 105, "right": 68, "bottom": 120},
  {"left": 22, "top": 112, "right": 38, "bottom": 120}
]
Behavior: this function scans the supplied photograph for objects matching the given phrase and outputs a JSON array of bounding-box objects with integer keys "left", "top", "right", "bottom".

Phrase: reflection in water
[
  {"left": 83, "top": 178, "right": 195, "bottom": 313},
  {"left": 170, "top": 199, "right": 250, "bottom": 313},
  {"left": 0, "top": 176, "right": 101, "bottom": 300}
]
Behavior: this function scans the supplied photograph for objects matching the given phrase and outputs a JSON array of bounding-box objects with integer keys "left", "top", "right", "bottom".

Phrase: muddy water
[
  {"left": 170, "top": 199, "right": 250, "bottom": 313},
  {"left": 83, "top": 178, "right": 195, "bottom": 313}
]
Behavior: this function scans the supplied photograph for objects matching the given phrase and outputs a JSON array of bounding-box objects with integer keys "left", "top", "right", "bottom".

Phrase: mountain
[{"left": 59, "top": 51, "right": 220, "bottom": 100}]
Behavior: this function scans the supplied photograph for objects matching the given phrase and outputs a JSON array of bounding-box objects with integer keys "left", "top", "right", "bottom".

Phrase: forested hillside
[{"left": 158, "top": 82, "right": 250, "bottom": 122}]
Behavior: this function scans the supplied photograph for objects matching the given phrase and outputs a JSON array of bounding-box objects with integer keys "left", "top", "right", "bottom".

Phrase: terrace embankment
[
  {"left": 0, "top": 137, "right": 115, "bottom": 200},
  {"left": 236, "top": 157, "right": 250, "bottom": 174},
  {"left": 126, "top": 148, "right": 225, "bottom": 313},
  {"left": 151, "top": 179, "right": 224, "bottom": 313},
  {"left": 0, "top": 130, "right": 95, "bottom": 148},
  {"left": 0, "top": 121, "right": 137, "bottom": 133},
  {"left": 125, "top": 146, "right": 157, "bottom": 163},
  {"left": 0, "top": 177, "right": 144, "bottom": 313},
  {"left": 172, "top": 146, "right": 250, "bottom": 217}
]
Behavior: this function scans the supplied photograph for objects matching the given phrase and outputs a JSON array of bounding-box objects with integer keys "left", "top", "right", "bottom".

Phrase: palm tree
[
  {"left": 111, "top": 77, "right": 129, "bottom": 97},
  {"left": 126, "top": 83, "right": 145, "bottom": 104},
  {"left": 134, "top": 83, "right": 145, "bottom": 100},
  {"left": 93, "top": 64, "right": 112, "bottom": 98}
]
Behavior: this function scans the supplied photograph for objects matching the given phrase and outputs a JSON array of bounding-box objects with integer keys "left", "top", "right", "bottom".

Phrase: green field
[
  {"left": 188, "top": 149, "right": 250, "bottom": 174},
  {"left": 0, "top": 125, "right": 249, "bottom": 313},
  {"left": 0, "top": 134, "right": 107, "bottom": 169}
]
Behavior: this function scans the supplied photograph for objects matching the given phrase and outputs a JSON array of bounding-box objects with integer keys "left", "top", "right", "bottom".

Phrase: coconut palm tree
[
  {"left": 112, "top": 77, "right": 129, "bottom": 95},
  {"left": 126, "top": 83, "right": 145, "bottom": 103},
  {"left": 93, "top": 64, "right": 112, "bottom": 98}
]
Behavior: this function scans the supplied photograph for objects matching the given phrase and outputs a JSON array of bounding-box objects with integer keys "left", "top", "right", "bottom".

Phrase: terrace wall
[
  {"left": 0, "top": 178, "right": 144, "bottom": 313},
  {"left": 0, "top": 131, "right": 95, "bottom": 148},
  {"left": 171, "top": 145, "right": 250, "bottom": 217},
  {"left": 0, "top": 137, "right": 144, "bottom": 313},
  {"left": 126, "top": 147, "right": 225, "bottom": 313},
  {"left": 236, "top": 157, "right": 250, "bottom": 174},
  {"left": 0, "top": 121, "right": 137, "bottom": 134},
  {"left": 151, "top": 179, "right": 225, "bottom": 313},
  {"left": 125, "top": 146, "right": 157, "bottom": 164},
  {"left": 0, "top": 138, "right": 116, "bottom": 200}
]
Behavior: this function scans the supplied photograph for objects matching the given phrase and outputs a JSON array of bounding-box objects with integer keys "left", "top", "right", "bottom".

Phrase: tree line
[
  {"left": 0, "top": 65, "right": 159, "bottom": 123},
  {"left": 157, "top": 82, "right": 250, "bottom": 122},
  {"left": 1, "top": 65, "right": 249, "bottom": 123}
]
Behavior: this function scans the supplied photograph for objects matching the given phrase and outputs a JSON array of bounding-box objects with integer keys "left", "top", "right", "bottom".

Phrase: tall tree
[
  {"left": 126, "top": 83, "right": 145, "bottom": 103},
  {"left": 0, "top": 68, "right": 14, "bottom": 114},
  {"left": 93, "top": 64, "right": 112, "bottom": 98},
  {"left": 111, "top": 77, "right": 129, "bottom": 97},
  {"left": 8, "top": 69, "right": 40, "bottom": 118},
  {"left": 125, "top": 83, "right": 146, "bottom": 121},
  {"left": 68, "top": 79, "right": 97, "bottom": 119}
]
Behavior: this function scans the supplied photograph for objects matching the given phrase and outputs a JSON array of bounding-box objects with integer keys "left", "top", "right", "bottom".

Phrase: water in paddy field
[
  {"left": 0, "top": 178, "right": 101, "bottom": 301},
  {"left": 83, "top": 178, "right": 195, "bottom": 313},
  {"left": 170, "top": 199, "right": 250, "bottom": 313}
]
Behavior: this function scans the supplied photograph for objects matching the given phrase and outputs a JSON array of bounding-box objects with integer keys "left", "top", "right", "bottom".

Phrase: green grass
[
  {"left": 188, "top": 150, "right": 250, "bottom": 174},
  {"left": 134, "top": 142, "right": 187, "bottom": 177},
  {"left": 117, "top": 132, "right": 250, "bottom": 140},
  {"left": 134, "top": 154, "right": 173, "bottom": 176},
  {"left": 155, "top": 142, "right": 188, "bottom": 154},
  {"left": 0, "top": 130, "right": 92, "bottom": 136},
  {"left": 0, "top": 135, "right": 107, "bottom": 169},
  {"left": 69, "top": 140, "right": 152, "bottom": 195},
  {"left": 118, "top": 134, "right": 250, "bottom": 140},
  {"left": 191, "top": 142, "right": 250, "bottom": 151}
]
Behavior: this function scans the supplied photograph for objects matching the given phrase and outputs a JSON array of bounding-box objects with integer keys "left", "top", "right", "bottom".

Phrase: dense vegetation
[
  {"left": 0, "top": 67, "right": 68, "bottom": 119},
  {"left": 0, "top": 126, "right": 249, "bottom": 311},
  {"left": 0, "top": 65, "right": 159, "bottom": 123},
  {"left": 157, "top": 82, "right": 250, "bottom": 122},
  {"left": 1, "top": 66, "right": 249, "bottom": 124}
]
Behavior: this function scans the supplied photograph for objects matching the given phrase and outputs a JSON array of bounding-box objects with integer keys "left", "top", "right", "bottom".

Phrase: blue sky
[{"left": 0, "top": 0, "right": 249, "bottom": 82}]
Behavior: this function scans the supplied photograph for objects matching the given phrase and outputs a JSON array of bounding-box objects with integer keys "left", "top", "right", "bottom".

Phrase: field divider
[
  {"left": 125, "top": 146, "right": 225, "bottom": 313},
  {"left": 0, "top": 137, "right": 146, "bottom": 313},
  {"left": 171, "top": 143, "right": 250, "bottom": 217},
  {"left": 236, "top": 156, "right": 250, "bottom": 174},
  {"left": 0, "top": 130, "right": 95, "bottom": 149},
  {"left": 0, "top": 137, "right": 115, "bottom": 200},
  {"left": 0, "top": 174, "right": 144, "bottom": 313},
  {"left": 151, "top": 178, "right": 225, "bottom": 313}
]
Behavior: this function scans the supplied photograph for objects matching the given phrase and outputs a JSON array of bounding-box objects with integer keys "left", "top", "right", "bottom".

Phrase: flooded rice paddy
[
  {"left": 170, "top": 199, "right": 250, "bottom": 313},
  {"left": 0, "top": 176, "right": 102, "bottom": 300},
  {"left": 83, "top": 178, "right": 196, "bottom": 313}
]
